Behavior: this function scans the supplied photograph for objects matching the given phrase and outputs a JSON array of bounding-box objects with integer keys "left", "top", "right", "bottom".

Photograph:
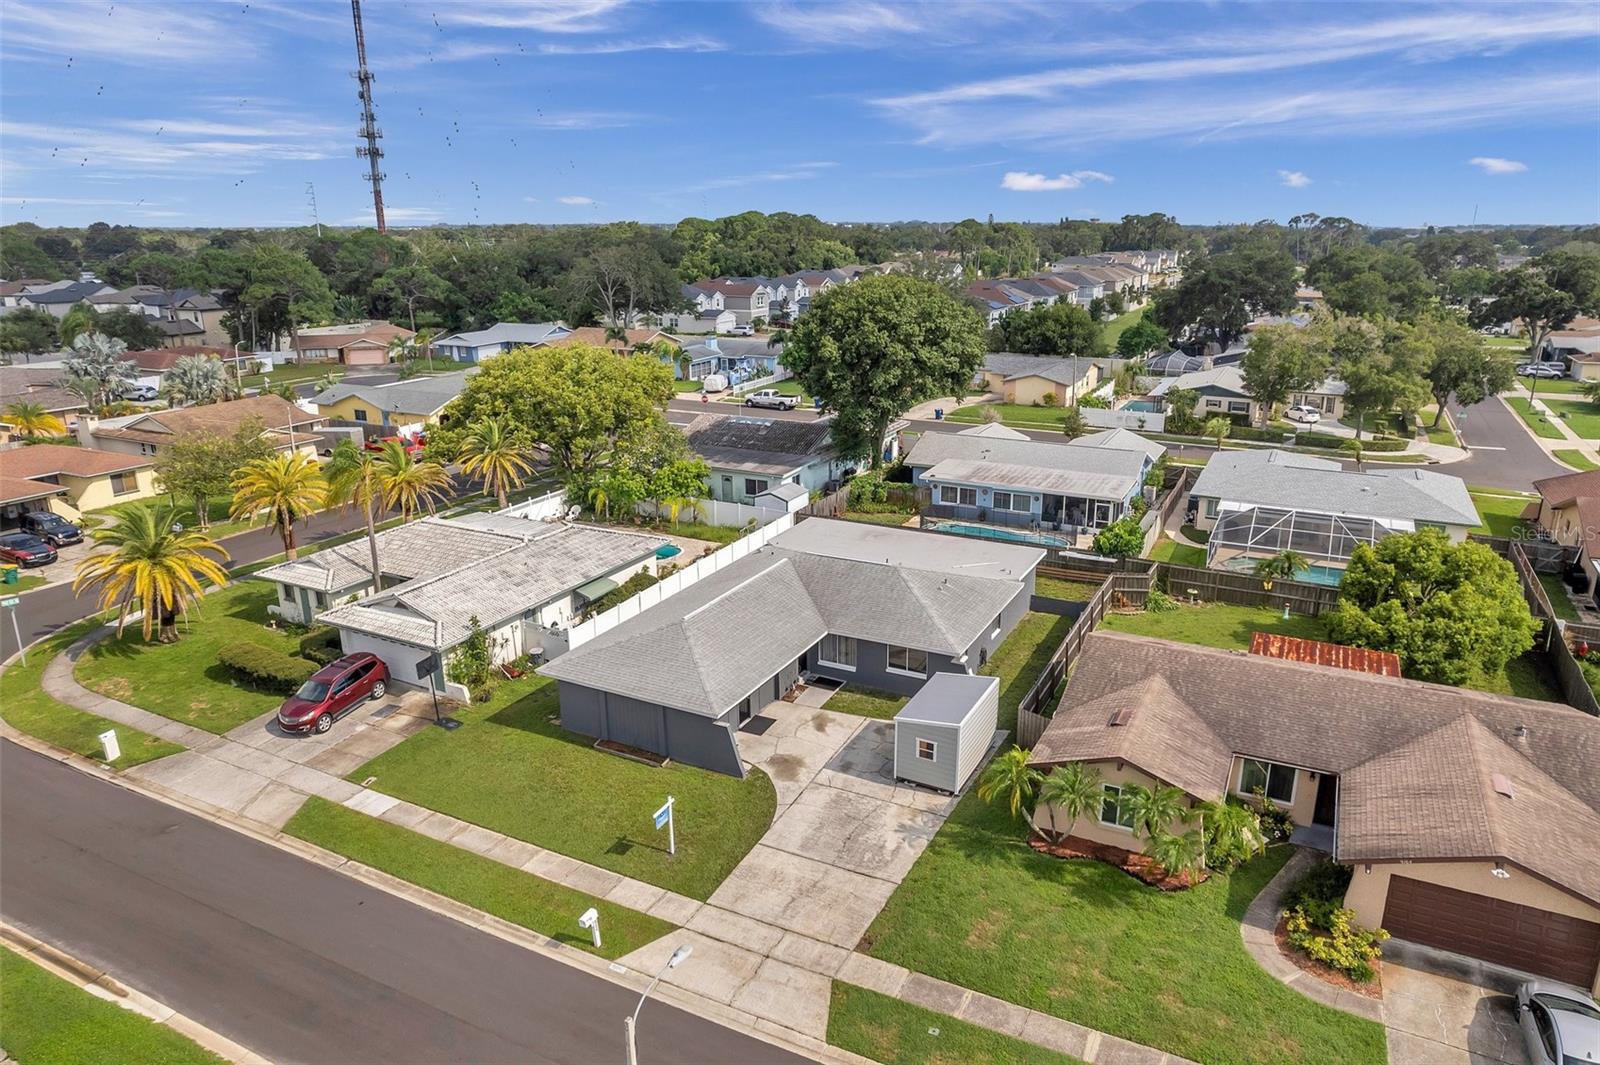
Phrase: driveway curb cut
[{"left": 1, "top": 920, "right": 270, "bottom": 1064}]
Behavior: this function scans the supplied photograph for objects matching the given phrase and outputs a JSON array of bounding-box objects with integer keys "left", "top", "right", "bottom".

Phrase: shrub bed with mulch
[
  {"left": 1029, "top": 833, "right": 1208, "bottom": 891},
  {"left": 1275, "top": 916, "right": 1383, "bottom": 998}
]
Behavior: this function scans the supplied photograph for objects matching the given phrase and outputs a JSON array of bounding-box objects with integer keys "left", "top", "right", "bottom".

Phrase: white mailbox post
[
  {"left": 577, "top": 907, "right": 601, "bottom": 949},
  {"left": 98, "top": 729, "right": 121, "bottom": 763}
]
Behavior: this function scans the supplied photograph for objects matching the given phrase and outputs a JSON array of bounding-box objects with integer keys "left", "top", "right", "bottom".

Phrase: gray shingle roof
[
  {"left": 1073, "top": 427, "right": 1166, "bottom": 463},
  {"left": 1189, "top": 449, "right": 1478, "bottom": 528},
  {"left": 253, "top": 516, "right": 519, "bottom": 593},
  {"left": 982, "top": 352, "right": 1096, "bottom": 387},
  {"left": 316, "top": 522, "right": 664, "bottom": 649},
  {"left": 312, "top": 371, "right": 473, "bottom": 415},
  {"left": 1031, "top": 632, "right": 1600, "bottom": 906},
  {"left": 685, "top": 413, "right": 833, "bottom": 474},
  {"left": 433, "top": 322, "right": 568, "bottom": 348},
  {"left": 539, "top": 519, "right": 1041, "bottom": 717},
  {"left": 1148, "top": 365, "right": 1248, "bottom": 397},
  {"left": 895, "top": 672, "right": 998, "bottom": 726},
  {"left": 906, "top": 431, "right": 1146, "bottom": 500}
]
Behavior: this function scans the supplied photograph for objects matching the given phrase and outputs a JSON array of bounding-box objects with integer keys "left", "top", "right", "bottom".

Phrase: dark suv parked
[{"left": 20, "top": 512, "right": 83, "bottom": 547}]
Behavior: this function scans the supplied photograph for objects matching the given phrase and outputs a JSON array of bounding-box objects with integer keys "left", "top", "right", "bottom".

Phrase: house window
[
  {"left": 938, "top": 485, "right": 977, "bottom": 507},
  {"left": 991, "top": 491, "right": 1028, "bottom": 512},
  {"left": 1204, "top": 398, "right": 1221, "bottom": 409},
  {"left": 354, "top": 409, "right": 368, "bottom": 423},
  {"left": 887, "top": 645, "right": 928, "bottom": 677},
  {"left": 818, "top": 634, "right": 857, "bottom": 670},
  {"left": 743, "top": 478, "right": 768, "bottom": 497},
  {"left": 1227, "top": 401, "right": 1249, "bottom": 414},
  {"left": 992, "top": 613, "right": 1003, "bottom": 638},
  {"left": 1099, "top": 784, "right": 1136, "bottom": 830},
  {"left": 109, "top": 472, "right": 136, "bottom": 496},
  {"left": 1203, "top": 498, "right": 1219, "bottom": 519},
  {"left": 916, "top": 738, "right": 937, "bottom": 761},
  {"left": 139, "top": 443, "right": 155, "bottom": 455},
  {"left": 1239, "top": 758, "right": 1296, "bottom": 804}
]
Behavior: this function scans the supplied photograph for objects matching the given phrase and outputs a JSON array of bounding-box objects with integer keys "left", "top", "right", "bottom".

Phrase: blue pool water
[
  {"left": 1122, "top": 400, "right": 1163, "bottom": 413},
  {"left": 1293, "top": 563, "right": 1346, "bottom": 587},
  {"left": 937, "top": 522, "right": 1071, "bottom": 548}
]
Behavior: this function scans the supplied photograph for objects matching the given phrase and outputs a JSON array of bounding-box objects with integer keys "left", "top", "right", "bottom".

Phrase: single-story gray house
[
  {"left": 686, "top": 413, "right": 842, "bottom": 505},
  {"left": 905, "top": 423, "right": 1156, "bottom": 531},
  {"left": 538, "top": 519, "right": 1043, "bottom": 776},
  {"left": 1189, "top": 450, "right": 1478, "bottom": 581},
  {"left": 893, "top": 672, "right": 1000, "bottom": 794},
  {"left": 432, "top": 322, "right": 571, "bottom": 364},
  {"left": 313, "top": 515, "right": 665, "bottom": 700}
]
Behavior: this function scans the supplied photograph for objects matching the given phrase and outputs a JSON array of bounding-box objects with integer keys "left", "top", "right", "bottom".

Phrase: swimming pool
[
  {"left": 1223, "top": 558, "right": 1347, "bottom": 586},
  {"left": 1121, "top": 400, "right": 1163, "bottom": 413},
  {"left": 934, "top": 522, "right": 1072, "bottom": 549}
]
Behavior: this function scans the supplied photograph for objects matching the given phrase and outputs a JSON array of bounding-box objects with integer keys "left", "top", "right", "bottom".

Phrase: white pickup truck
[{"left": 743, "top": 388, "right": 799, "bottom": 411}]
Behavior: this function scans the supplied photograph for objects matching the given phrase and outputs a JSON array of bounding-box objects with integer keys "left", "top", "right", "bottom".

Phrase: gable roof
[
  {"left": 121, "top": 346, "right": 241, "bottom": 372},
  {"left": 1073, "top": 427, "right": 1167, "bottom": 463},
  {"left": 24, "top": 280, "right": 112, "bottom": 304},
  {"left": 906, "top": 429, "right": 1148, "bottom": 500},
  {"left": 539, "top": 327, "right": 677, "bottom": 350},
  {"left": 433, "top": 322, "right": 570, "bottom": 349},
  {"left": 292, "top": 321, "right": 412, "bottom": 352},
  {"left": 312, "top": 371, "right": 472, "bottom": 416},
  {"left": 956, "top": 422, "right": 1031, "bottom": 441},
  {"left": 1531, "top": 468, "right": 1600, "bottom": 553},
  {"left": 539, "top": 519, "right": 1041, "bottom": 717},
  {"left": 684, "top": 413, "right": 834, "bottom": 474},
  {"left": 254, "top": 515, "right": 517, "bottom": 593},
  {"left": 89, "top": 395, "right": 321, "bottom": 447},
  {"left": 1031, "top": 632, "right": 1600, "bottom": 905},
  {"left": 0, "top": 475, "right": 68, "bottom": 505},
  {"left": 0, "top": 443, "right": 151, "bottom": 480},
  {"left": 1190, "top": 449, "right": 1478, "bottom": 528}
]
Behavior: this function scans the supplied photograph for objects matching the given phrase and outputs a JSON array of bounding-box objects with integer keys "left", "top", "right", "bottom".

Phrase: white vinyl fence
[
  {"left": 634, "top": 496, "right": 789, "bottom": 528},
  {"left": 1084, "top": 406, "right": 1167, "bottom": 432},
  {"left": 564, "top": 513, "right": 796, "bottom": 651},
  {"left": 500, "top": 489, "right": 569, "bottom": 522}
]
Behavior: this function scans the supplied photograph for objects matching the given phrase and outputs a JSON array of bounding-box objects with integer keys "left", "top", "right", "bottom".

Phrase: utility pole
[
  {"left": 306, "top": 182, "right": 322, "bottom": 237},
  {"left": 350, "top": 0, "right": 386, "bottom": 232}
]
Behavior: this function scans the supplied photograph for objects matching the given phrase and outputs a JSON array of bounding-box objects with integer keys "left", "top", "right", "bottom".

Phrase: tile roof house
[
  {"left": 315, "top": 516, "right": 666, "bottom": 699},
  {"left": 540, "top": 518, "right": 1042, "bottom": 776},
  {"left": 0, "top": 443, "right": 158, "bottom": 523},
  {"left": 905, "top": 424, "right": 1157, "bottom": 533},
  {"left": 431, "top": 322, "right": 572, "bottom": 364},
  {"left": 76, "top": 394, "right": 324, "bottom": 459},
  {"left": 1030, "top": 632, "right": 1600, "bottom": 993},
  {"left": 293, "top": 321, "right": 414, "bottom": 367}
]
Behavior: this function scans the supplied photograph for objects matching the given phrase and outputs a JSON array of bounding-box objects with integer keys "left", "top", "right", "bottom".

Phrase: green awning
[{"left": 573, "top": 576, "right": 619, "bottom": 604}]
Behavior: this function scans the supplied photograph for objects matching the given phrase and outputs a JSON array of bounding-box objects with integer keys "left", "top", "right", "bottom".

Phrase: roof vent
[
  {"left": 1512, "top": 724, "right": 1529, "bottom": 740},
  {"left": 1109, "top": 707, "right": 1135, "bottom": 727},
  {"left": 1490, "top": 773, "right": 1515, "bottom": 799}
]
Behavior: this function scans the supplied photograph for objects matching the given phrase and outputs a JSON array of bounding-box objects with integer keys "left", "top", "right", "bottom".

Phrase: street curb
[
  {"left": 0, "top": 724, "right": 869, "bottom": 1065},
  {"left": 2, "top": 921, "right": 271, "bottom": 1064}
]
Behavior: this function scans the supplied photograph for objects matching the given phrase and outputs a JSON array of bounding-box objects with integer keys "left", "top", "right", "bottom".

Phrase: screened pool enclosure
[{"left": 1206, "top": 506, "right": 1396, "bottom": 583}]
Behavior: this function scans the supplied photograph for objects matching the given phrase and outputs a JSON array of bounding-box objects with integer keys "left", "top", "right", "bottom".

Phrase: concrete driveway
[{"left": 1380, "top": 940, "right": 1532, "bottom": 1065}]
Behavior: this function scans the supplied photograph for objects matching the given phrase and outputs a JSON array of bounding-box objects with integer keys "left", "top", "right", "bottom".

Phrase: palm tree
[
  {"left": 323, "top": 440, "right": 386, "bottom": 592},
  {"left": 588, "top": 481, "right": 612, "bottom": 520},
  {"left": 73, "top": 502, "right": 230, "bottom": 642},
  {"left": 1036, "top": 762, "right": 1103, "bottom": 843},
  {"left": 1195, "top": 800, "right": 1266, "bottom": 870},
  {"left": 976, "top": 747, "right": 1043, "bottom": 822},
  {"left": 766, "top": 328, "right": 789, "bottom": 350},
  {"left": 1253, "top": 548, "right": 1311, "bottom": 588},
  {"left": 457, "top": 417, "right": 533, "bottom": 509},
  {"left": 3, "top": 399, "right": 66, "bottom": 438},
  {"left": 1203, "top": 415, "right": 1231, "bottom": 452},
  {"left": 372, "top": 440, "right": 451, "bottom": 521},
  {"left": 230, "top": 451, "right": 326, "bottom": 560},
  {"left": 1119, "top": 782, "right": 1192, "bottom": 842},
  {"left": 603, "top": 324, "right": 629, "bottom": 349},
  {"left": 411, "top": 328, "right": 435, "bottom": 368},
  {"left": 1145, "top": 828, "right": 1207, "bottom": 883},
  {"left": 386, "top": 334, "right": 416, "bottom": 364}
]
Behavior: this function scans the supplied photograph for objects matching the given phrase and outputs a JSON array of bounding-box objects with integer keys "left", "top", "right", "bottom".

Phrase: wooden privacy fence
[
  {"left": 1158, "top": 563, "right": 1343, "bottom": 615},
  {"left": 1544, "top": 626, "right": 1600, "bottom": 717},
  {"left": 1471, "top": 534, "right": 1571, "bottom": 573},
  {"left": 1508, "top": 542, "right": 1600, "bottom": 718},
  {"left": 1510, "top": 542, "right": 1556, "bottom": 625},
  {"left": 1014, "top": 570, "right": 1153, "bottom": 748}
]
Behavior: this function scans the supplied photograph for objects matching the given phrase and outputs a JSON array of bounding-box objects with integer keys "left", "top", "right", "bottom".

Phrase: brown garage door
[{"left": 1384, "top": 876, "right": 1600, "bottom": 987}]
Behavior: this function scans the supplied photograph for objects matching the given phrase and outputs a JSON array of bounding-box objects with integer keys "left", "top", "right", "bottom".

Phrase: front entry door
[
  {"left": 1092, "top": 500, "right": 1114, "bottom": 527},
  {"left": 738, "top": 694, "right": 754, "bottom": 724},
  {"left": 1313, "top": 774, "right": 1338, "bottom": 826},
  {"left": 720, "top": 474, "right": 734, "bottom": 501}
]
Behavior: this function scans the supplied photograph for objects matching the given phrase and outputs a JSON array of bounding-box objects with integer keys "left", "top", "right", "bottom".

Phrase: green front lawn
[
  {"left": 1540, "top": 397, "right": 1600, "bottom": 440},
  {"left": 75, "top": 581, "right": 310, "bottom": 734},
  {"left": 828, "top": 984, "right": 1085, "bottom": 1065},
  {"left": 1469, "top": 491, "right": 1537, "bottom": 538},
  {"left": 673, "top": 378, "right": 707, "bottom": 393},
  {"left": 1, "top": 947, "right": 225, "bottom": 1065},
  {"left": 1100, "top": 305, "right": 1149, "bottom": 348},
  {"left": 946, "top": 403, "right": 1067, "bottom": 429},
  {"left": 1517, "top": 376, "right": 1587, "bottom": 394},
  {"left": 980, "top": 610, "right": 1074, "bottom": 732},
  {"left": 1418, "top": 406, "right": 1459, "bottom": 448},
  {"left": 1554, "top": 448, "right": 1600, "bottom": 471},
  {"left": 0, "top": 621, "right": 183, "bottom": 768},
  {"left": 347, "top": 675, "right": 775, "bottom": 900},
  {"left": 3, "top": 572, "right": 48, "bottom": 592},
  {"left": 1148, "top": 537, "right": 1207, "bottom": 568},
  {"left": 1034, "top": 575, "right": 1100, "bottom": 602},
  {"left": 825, "top": 684, "right": 909, "bottom": 719},
  {"left": 283, "top": 797, "right": 675, "bottom": 959},
  {"left": 1505, "top": 397, "right": 1566, "bottom": 440},
  {"left": 860, "top": 800, "right": 1386, "bottom": 1065}
]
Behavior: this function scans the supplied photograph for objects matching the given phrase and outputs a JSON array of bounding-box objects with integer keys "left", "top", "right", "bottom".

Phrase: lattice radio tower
[{"left": 350, "top": 0, "right": 386, "bottom": 232}]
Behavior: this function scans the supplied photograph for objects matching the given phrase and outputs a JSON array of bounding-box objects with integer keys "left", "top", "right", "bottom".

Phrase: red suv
[{"left": 277, "top": 653, "right": 389, "bottom": 734}]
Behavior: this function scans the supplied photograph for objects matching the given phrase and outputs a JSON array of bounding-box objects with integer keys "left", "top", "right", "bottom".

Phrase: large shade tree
[
  {"left": 152, "top": 420, "right": 274, "bottom": 529},
  {"left": 783, "top": 274, "right": 986, "bottom": 467},
  {"left": 1240, "top": 322, "right": 1328, "bottom": 427}
]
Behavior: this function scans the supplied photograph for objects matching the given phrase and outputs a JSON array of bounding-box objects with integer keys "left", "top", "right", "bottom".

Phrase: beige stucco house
[
  {"left": 77, "top": 395, "right": 324, "bottom": 460},
  {"left": 978, "top": 352, "right": 1101, "bottom": 406},
  {"left": 0, "top": 444, "right": 157, "bottom": 522},
  {"left": 1030, "top": 632, "right": 1600, "bottom": 995}
]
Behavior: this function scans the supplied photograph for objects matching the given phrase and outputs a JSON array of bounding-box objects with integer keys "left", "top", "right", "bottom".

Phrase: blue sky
[{"left": 1, "top": 1, "right": 1597, "bottom": 230}]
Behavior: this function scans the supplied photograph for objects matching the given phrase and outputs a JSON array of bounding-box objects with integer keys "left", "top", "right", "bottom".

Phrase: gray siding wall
[
  {"left": 805, "top": 637, "right": 964, "bottom": 695},
  {"left": 556, "top": 681, "right": 745, "bottom": 778},
  {"left": 962, "top": 578, "right": 1035, "bottom": 672},
  {"left": 895, "top": 721, "right": 960, "bottom": 792},
  {"left": 954, "top": 681, "right": 1000, "bottom": 793}
]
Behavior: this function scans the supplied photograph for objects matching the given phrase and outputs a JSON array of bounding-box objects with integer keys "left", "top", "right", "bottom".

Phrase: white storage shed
[{"left": 892, "top": 672, "right": 1000, "bottom": 794}]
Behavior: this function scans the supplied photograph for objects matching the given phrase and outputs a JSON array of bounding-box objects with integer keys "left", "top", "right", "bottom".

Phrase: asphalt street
[
  {"left": 0, "top": 740, "right": 813, "bottom": 1065},
  {"left": 1448, "top": 393, "right": 1568, "bottom": 491}
]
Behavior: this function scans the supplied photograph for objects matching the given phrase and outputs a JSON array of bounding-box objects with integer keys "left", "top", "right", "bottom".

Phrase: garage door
[{"left": 1384, "top": 876, "right": 1600, "bottom": 987}]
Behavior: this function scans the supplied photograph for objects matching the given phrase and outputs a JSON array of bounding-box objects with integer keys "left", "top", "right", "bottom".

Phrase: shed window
[
  {"left": 1099, "top": 784, "right": 1136, "bottom": 830},
  {"left": 915, "top": 738, "right": 937, "bottom": 761},
  {"left": 1239, "top": 758, "right": 1296, "bottom": 804},
  {"left": 818, "top": 634, "right": 857, "bottom": 670},
  {"left": 887, "top": 645, "right": 928, "bottom": 677}
]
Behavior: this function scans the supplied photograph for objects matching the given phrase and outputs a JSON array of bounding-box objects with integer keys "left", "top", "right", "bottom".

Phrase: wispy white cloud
[
  {"left": 675, "top": 161, "right": 838, "bottom": 194},
  {"left": 1, "top": 0, "right": 254, "bottom": 64},
  {"left": 380, "top": 33, "right": 720, "bottom": 68},
  {"left": 341, "top": 206, "right": 443, "bottom": 225},
  {"left": 1470, "top": 156, "right": 1528, "bottom": 174},
  {"left": 558, "top": 195, "right": 598, "bottom": 205},
  {"left": 433, "top": 1, "right": 629, "bottom": 33},
  {"left": 1278, "top": 170, "right": 1313, "bottom": 188},
  {"left": 533, "top": 36, "right": 722, "bottom": 55},
  {"left": 1, "top": 115, "right": 339, "bottom": 177},
  {"left": 0, "top": 195, "right": 152, "bottom": 207},
  {"left": 748, "top": 1, "right": 1042, "bottom": 48},
  {"left": 1001, "top": 170, "right": 1112, "bottom": 191}
]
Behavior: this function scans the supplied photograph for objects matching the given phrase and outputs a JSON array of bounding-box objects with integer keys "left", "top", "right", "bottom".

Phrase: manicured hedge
[
  {"left": 298, "top": 626, "right": 344, "bottom": 665},
  {"left": 1294, "top": 432, "right": 1407, "bottom": 452},
  {"left": 217, "top": 642, "right": 318, "bottom": 693}
]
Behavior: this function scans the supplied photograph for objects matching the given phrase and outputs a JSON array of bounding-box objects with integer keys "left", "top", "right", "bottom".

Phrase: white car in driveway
[
  {"left": 1516, "top": 980, "right": 1599, "bottom": 1065},
  {"left": 1517, "top": 363, "right": 1567, "bottom": 379},
  {"left": 743, "top": 388, "right": 798, "bottom": 411},
  {"left": 1284, "top": 404, "right": 1322, "bottom": 424}
]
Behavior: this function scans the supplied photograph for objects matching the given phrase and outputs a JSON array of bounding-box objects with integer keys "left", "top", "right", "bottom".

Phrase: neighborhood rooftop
[
  {"left": 683, "top": 413, "right": 835, "bottom": 475},
  {"left": 1190, "top": 449, "right": 1478, "bottom": 527},
  {"left": 907, "top": 426, "right": 1150, "bottom": 501},
  {"left": 311, "top": 370, "right": 474, "bottom": 415},
  {"left": 1031, "top": 632, "right": 1600, "bottom": 907},
  {"left": 253, "top": 515, "right": 523, "bottom": 593}
]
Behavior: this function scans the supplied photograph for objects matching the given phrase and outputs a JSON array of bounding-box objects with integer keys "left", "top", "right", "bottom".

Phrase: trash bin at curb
[{"left": 1, "top": 564, "right": 18, "bottom": 585}]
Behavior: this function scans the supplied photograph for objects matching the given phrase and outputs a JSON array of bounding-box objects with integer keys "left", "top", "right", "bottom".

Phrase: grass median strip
[
  {"left": 0, "top": 620, "right": 182, "bottom": 769},
  {"left": 1505, "top": 396, "right": 1566, "bottom": 440},
  {"left": 282, "top": 796, "right": 675, "bottom": 959},
  {"left": 1554, "top": 448, "right": 1600, "bottom": 471},
  {"left": 827, "top": 984, "right": 1086, "bottom": 1065},
  {"left": 1, "top": 946, "right": 225, "bottom": 1065}
]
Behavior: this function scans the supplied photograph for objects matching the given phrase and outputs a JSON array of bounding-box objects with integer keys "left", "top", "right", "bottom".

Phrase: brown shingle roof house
[
  {"left": 77, "top": 395, "right": 324, "bottom": 458},
  {"left": 1029, "top": 631, "right": 1600, "bottom": 992}
]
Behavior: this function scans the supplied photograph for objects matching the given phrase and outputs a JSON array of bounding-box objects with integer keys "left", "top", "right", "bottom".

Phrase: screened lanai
[{"left": 1206, "top": 505, "right": 1395, "bottom": 584}]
